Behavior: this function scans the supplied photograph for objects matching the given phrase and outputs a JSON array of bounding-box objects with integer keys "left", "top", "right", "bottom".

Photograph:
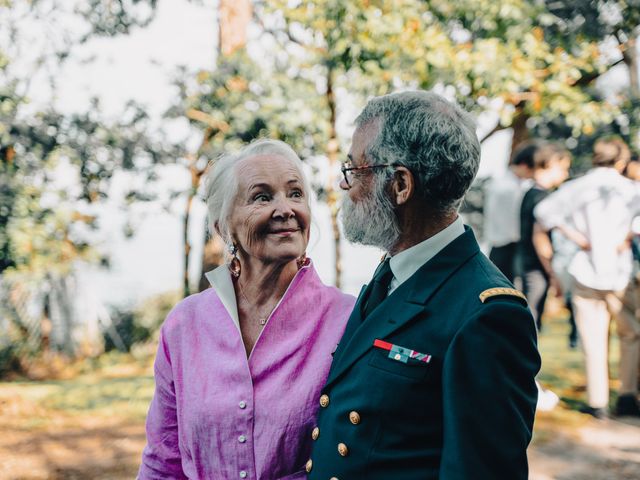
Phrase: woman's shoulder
[
  {"left": 301, "top": 262, "right": 356, "bottom": 305},
  {"left": 160, "top": 288, "right": 223, "bottom": 335}
]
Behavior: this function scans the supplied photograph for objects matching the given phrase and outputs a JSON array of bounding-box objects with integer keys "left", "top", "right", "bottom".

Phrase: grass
[
  {"left": 0, "top": 349, "right": 155, "bottom": 429},
  {"left": 533, "top": 297, "right": 622, "bottom": 442},
  {"left": 0, "top": 302, "right": 630, "bottom": 478},
  {"left": 0, "top": 303, "right": 623, "bottom": 431}
]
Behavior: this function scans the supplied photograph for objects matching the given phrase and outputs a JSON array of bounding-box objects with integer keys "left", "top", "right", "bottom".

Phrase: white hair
[
  {"left": 204, "top": 139, "right": 311, "bottom": 245},
  {"left": 356, "top": 90, "right": 481, "bottom": 214}
]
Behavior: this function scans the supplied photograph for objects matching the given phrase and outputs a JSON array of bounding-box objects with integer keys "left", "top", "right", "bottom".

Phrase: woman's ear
[
  {"left": 214, "top": 222, "right": 231, "bottom": 245},
  {"left": 392, "top": 167, "right": 414, "bottom": 206}
]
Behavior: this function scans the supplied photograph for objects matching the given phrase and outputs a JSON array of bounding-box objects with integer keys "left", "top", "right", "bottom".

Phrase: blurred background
[{"left": 1, "top": 0, "right": 639, "bottom": 478}]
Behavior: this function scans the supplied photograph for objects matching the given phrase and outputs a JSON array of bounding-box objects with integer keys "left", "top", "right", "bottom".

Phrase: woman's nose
[{"left": 272, "top": 197, "right": 295, "bottom": 219}]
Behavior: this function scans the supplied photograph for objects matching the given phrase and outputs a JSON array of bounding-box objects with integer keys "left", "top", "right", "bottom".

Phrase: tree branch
[
  {"left": 480, "top": 123, "right": 507, "bottom": 144},
  {"left": 575, "top": 58, "right": 625, "bottom": 87}
]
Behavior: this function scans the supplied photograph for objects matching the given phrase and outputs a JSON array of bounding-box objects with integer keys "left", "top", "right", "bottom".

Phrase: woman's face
[{"left": 228, "top": 154, "right": 311, "bottom": 266}]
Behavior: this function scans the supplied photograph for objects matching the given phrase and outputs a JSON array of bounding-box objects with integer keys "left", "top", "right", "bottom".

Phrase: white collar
[
  {"left": 388, "top": 216, "right": 465, "bottom": 288},
  {"left": 204, "top": 261, "right": 313, "bottom": 332},
  {"left": 204, "top": 265, "right": 240, "bottom": 330}
]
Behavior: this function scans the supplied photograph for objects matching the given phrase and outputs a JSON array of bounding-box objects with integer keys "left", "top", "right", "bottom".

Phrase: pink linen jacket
[{"left": 139, "top": 262, "right": 355, "bottom": 479}]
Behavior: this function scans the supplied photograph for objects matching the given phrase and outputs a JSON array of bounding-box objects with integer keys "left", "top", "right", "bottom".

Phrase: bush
[{"left": 104, "top": 291, "right": 180, "bottom": 352}]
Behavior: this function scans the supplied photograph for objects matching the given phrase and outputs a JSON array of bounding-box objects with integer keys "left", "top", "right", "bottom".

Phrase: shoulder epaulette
[{"left": 479, "top": 287, "right": 527, "bottom": 305}]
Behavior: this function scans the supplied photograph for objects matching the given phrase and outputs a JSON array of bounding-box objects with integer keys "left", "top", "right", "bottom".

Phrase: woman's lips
[{"left": 269, "top": 228, "right": 299, "bottom": 237}]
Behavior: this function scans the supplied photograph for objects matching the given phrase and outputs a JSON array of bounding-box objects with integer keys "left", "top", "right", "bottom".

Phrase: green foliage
[
  {"left": 105, "top": 290, "right": 180, "bottom": 352},
  {"left": 250, "top": 0, "right": 631, "bottom": 149},
  {"left": 543, "top": 0, "right": 640, "bottom": 45},
  {"left": 76, "top": 0, "right": 159, "bottom": 38},
  {"left": 0, "top": 0, "right": 172, "bottom": 277},
  {"left": 174, "top": 51, "right": 329, "bottom": 161}
]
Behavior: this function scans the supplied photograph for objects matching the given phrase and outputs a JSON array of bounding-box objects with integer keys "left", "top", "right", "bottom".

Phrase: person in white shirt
[
  {"left": 535, "top": 137, "right": 640, "bottom": 418},
  {"left": 484, "top": 144, "right": 534, "bottom": 284}
]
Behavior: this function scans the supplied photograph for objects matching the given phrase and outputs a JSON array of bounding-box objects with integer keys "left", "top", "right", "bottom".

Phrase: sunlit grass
[
  {"left": 0, "top": 306, "right": 627, "bottom": 446},
  {"left": 0, "top": 348, "right": 155, "bottom": 430},
  {"left": 533, "top": 298, "right": 622, "bottom": 444}
]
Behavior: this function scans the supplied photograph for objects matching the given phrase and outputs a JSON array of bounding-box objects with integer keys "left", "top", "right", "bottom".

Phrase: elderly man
[{"left": 305, "top": 91, "right": 540, "bottom": 480}]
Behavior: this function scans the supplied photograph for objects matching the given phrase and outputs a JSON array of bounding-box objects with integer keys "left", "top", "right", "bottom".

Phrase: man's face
[{"left": 340, "top": 121, "right": 401, "bottom": 251}]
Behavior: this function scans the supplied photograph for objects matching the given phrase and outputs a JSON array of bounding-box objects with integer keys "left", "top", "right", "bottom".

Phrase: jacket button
[
  {"left": 311, "top": 427, "right": 320, "bottom": 440},
  {"left": 320, "top": 394, "right": 330, "bottom": 407},
  {"left": 349, "top": 411, "right": 361, "bottom": 425},
  {"left": 305, "top": 459, "right": 313, "bottom": 472},
  {"left": 337, "top": 442, "right": 349, "bottom": 456}
]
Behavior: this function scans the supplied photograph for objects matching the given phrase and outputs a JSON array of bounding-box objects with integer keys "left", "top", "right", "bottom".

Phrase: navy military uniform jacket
[{"left": 307, "top": 227, "right": 540, "bottom": 479}]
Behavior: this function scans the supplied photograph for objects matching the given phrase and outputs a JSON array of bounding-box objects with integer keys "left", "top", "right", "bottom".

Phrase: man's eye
[{"left": 291, "top": 190, "right": 303, "bottom": 198}]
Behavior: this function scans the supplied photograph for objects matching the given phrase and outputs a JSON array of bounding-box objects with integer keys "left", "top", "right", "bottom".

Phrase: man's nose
[{"left": 339, "top": 177, "right": 350, "bottom": 191}]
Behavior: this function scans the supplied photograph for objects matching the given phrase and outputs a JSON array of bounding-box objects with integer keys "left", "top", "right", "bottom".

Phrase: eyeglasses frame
[{"left": 340, "top": 162, "right": 402, "bottom": 187}]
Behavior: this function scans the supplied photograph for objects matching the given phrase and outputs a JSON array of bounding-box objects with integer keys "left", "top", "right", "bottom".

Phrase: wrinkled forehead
[{"left": 235, "top": 153, "right": 306, "bottom": 189}]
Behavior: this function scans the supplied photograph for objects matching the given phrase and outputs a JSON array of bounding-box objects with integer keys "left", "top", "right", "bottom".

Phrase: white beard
[{"left": 340, "top": 182, "right": 400, "bottom": 252}]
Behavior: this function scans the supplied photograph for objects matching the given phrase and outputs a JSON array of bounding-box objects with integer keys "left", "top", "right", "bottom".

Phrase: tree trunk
[
  {"left": 623, "top": 36, "right": 639, "bottom": 98},
  {"left": 325, "top": 65, "right": 342, "bottom": 288},
  {"left": 192, "top": 0, "right": 253, "bottom": 293},
  {"left": 198, "top": 231, "right": 225, "bottom": 292},
  {"left": 183, "top": 162, "right": 204, "bottom": 298},
  {"left": 218, "top": 0, "right": 252, "bottom": 56},
  {"left": 509, "top": 107, "right": 530, "bottom": 162}
]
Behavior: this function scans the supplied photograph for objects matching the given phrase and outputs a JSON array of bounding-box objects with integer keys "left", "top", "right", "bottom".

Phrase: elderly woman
[{"left": 138, "top": 139, "right": 355, "bottom": 479}]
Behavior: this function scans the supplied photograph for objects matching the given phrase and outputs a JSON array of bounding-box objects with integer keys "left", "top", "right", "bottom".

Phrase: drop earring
[{"left": 228, "top": 244, "right": 241, "bottom": 278}]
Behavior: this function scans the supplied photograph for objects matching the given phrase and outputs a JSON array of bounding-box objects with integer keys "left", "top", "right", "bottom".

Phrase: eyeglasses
[{"left": 340, "top": 162, "right": 399, "bottom": 187}]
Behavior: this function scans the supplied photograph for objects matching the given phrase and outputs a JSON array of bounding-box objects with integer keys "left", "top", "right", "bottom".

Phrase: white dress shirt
[
  {"left": 534, "top": 167, "right": 640, "bottom": 291},
  {"left": 386, "top": 216, "right": 465, "bottom": 294},
  {"left": 483, "top": 170, "right": 533, "bottom": 248}
]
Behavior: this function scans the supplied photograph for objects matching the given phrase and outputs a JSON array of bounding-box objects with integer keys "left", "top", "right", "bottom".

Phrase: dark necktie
[{"left": 362, "top": 258, "right": 393, "bottom": 319}]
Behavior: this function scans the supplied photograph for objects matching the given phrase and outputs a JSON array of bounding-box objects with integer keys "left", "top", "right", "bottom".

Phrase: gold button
[
  {"left": 311, "top": 426, "right": 320, "bottom": 440},
  {"left": 337, "top": 442, "right": 349, "bottom": 456},
  {"left": 305, "top": 459, "right": 313, "bottom": 473},
  {"left": 349, "top": 411, "right": 361, "bottom": 425},
  {"left": 320, "top": 394, "right": 330, "bottom": 408}
]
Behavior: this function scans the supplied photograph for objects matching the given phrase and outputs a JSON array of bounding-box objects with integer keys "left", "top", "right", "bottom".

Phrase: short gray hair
[
  {"left": 204, "top": 138, "right": 310, "bottom": 244},
  {"left": 356, "top": 90, "right": 481, "bottom": 213}
]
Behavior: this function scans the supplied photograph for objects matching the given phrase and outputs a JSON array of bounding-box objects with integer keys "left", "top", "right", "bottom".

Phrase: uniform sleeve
[
  {"left": 138, "top": 327, "right": 187, "bottom": 480},
  {"left": 439, "top": 301, "right": 540, "bottom": 480}
]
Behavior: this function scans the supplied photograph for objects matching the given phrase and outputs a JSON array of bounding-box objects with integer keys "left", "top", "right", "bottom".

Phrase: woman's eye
[{"left": 253, "top": 193, "right": 270, "bottom": 202}]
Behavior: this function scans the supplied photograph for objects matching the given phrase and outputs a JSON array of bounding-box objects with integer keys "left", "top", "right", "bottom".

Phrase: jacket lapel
[
  {"left": 325, "top": 227, "right": 480, "bottom": 388},
  {"left": 331, "top": 284, "right": 367, "bottom": 365}
]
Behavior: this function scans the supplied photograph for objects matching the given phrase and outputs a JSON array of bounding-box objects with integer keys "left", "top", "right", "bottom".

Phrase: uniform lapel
[
  {"left": 331, "top": 284, "right": 367, "bottom": 365},
  {"left": 325, "top": 227, "right": 480, "bottom": 388}
]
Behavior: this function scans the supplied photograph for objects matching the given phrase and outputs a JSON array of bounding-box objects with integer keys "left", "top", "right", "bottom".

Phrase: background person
[
  {"left": 484, "top": 143, "right": 534, "bottom": 285},
  {"left": 519, "top": 142, "right": 571, "bottom": 331},
  {"left": 138, "top": 139, "right": 355, "bottom": 479},
  {"left": 535, "top": 137, "right": 640, "bottom": 419}
]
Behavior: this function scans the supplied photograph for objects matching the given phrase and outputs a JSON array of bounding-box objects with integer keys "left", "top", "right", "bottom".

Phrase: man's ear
[{"left": 391, "top": 167, "right": 414, "bottom": 205}]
